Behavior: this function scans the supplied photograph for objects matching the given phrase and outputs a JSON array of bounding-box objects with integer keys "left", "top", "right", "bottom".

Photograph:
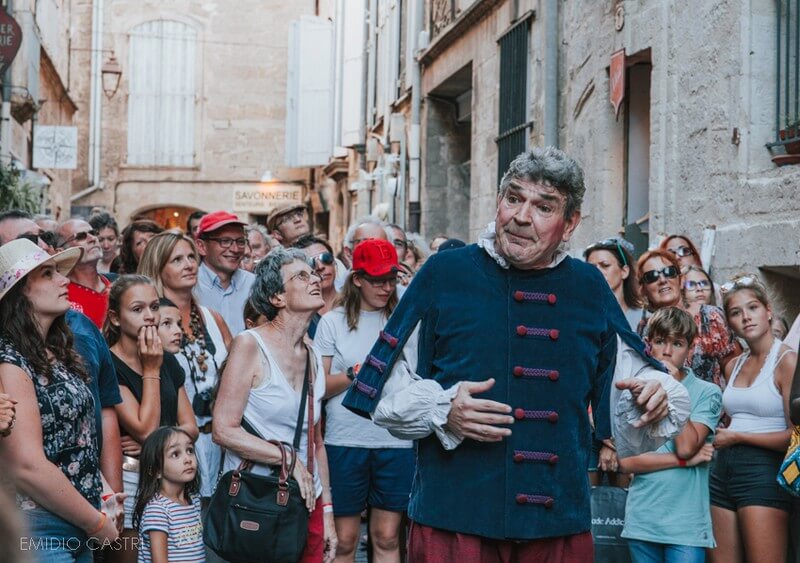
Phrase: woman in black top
[{"left": 103, "top": 274, "right": 197, "bottom": 559}]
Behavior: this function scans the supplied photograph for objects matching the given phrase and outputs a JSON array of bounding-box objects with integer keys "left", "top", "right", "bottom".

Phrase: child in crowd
[
  {"left": 134, "top": 426, "right": 204, "bottom": 563},
  {"left": 157, "top": 298, "right": 183, "bottom": 354},
  {"left": 620, "top": 307, "right": 723, "bottom": 563}
]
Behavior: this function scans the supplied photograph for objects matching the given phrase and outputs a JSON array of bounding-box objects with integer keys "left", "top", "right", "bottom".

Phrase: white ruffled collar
[{"left": 477, "top": 222, "right": 568, "bottom": 270}]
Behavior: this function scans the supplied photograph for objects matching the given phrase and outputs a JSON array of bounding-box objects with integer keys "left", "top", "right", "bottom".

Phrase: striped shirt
[{"left": 138, "top": 493, "right": 205, "bottom": 562}]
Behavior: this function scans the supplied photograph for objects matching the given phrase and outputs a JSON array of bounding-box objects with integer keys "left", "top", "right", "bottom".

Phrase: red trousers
[
  {"left": 407, "top": 520, "right": 594, "bottom": 563},
  {"left": 300, "top": 497, "right": 325, "bottom": 562}
]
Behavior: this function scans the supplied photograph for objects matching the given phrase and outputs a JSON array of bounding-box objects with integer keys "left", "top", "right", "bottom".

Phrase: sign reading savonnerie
[
  {"left": 0, "top": 11, "right": 22, "bottom": 72},
  {"left": 232, "top": 183, "right": 304, "bottom": 213}
]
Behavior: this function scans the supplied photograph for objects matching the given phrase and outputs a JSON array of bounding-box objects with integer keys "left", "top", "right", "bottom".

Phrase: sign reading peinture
[
  {"left": 232, "top": 183, "right": 304, "bottom": 213},
  {"left": 0, "top": 11, "right": 22, "bottom": 72}
]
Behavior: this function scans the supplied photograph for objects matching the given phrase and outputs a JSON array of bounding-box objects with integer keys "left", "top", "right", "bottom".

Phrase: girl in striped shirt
[{"left": 134, "top": 426, "right": 204, "bottom": 563}]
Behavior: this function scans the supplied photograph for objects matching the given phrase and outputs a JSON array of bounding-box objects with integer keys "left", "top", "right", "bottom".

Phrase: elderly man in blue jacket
[{"left": 343, "top": 147, "right": 690, "bottom": 561}]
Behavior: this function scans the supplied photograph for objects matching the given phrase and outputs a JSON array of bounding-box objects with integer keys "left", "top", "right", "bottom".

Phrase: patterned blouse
[{"left": 0, "top": 338, "right": 102, "bottom": 509}]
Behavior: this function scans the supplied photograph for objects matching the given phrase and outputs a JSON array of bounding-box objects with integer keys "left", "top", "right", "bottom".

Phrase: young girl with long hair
[
  {"left": 134, "top": 426, "right": 203, "bottom": 563},
  {"left": 709, "top": 276, "right": 797, "bottom": 563},
  {"left": 104, "top": 275, "right": 198, "bottom": 562},
  {"left": 313, "top": 239, "right": 413, "bottom": 562}
]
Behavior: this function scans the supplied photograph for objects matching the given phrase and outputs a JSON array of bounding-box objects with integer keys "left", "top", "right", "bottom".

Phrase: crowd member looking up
[
  {"left": 620, "top": 307, "right": 722, "bottom": 562},
  {"left": 314, "top": 239, "right": 413, "bottom": 562},
  {"left": 0, "top": 210, "right": 124, "bottom": 494},
  {"left": 114, "top": 220, "right": 164, "bottom": 274},
  {"left": 709, "top": 275, "right": 796, "bottom": 563},
  {"left": 89, "top": 212, "right": 120, "bottom": 274},
  {"left": 186, "top": 210, "right": 206, "bottom": 240},
  {"left": 104, "top": 275, "right": 198, "bottom": 561},
  {"left": 429, "top": 234, "right": 449, "bottom": 253},
  {"left": 292, "top": 234, "right": 339, "bottom": 336},
  {"left": 139, "top": 230, "right": 231, "bottom": 500},
  {"left": 268, "top": 202, "right": 311, "bottom": 247},
  {"left": 247, "top": 223, "right": 278, "bottom": 262},
  {"left": 213, "top": 248, "right": 336, "bottom": 562},
  {"left": 134, "top": 426, "right": 204, "bottom": 563},
  {"left": 660, "top": 234, "right": 703, "bottom": 270},
  {"left": 682, "top": 265, "right": 716, "bottom": 314},
  {"left": 58, "top": 218, "right": 112, "bottom": 328},
  {"left": 583, "top": 237, "right": 643, "bottom": 487},
  {"left": 637, "top": 249, "right": 737, "bottom": 389},
  {"left": 194, "top": 211, "right": 254, "bottom": 336},
  {"left": 0, "top": 239, "right": 119, "bottom": 560}
]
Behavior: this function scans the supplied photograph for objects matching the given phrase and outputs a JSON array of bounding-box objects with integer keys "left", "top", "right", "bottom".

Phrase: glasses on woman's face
[
  {"left": 287, "top": 270, "right": 323, "bottom": 284},
  {"left": 311, "top": 252, "right": 334, "bottom": 267},
  {"left": 684, "top": 279, "right": 712, "bottom": 291},
  {"left": 640, "top": 265, "right": 680, "bottom": 285},
  {"left": 667, "top": 245, "right": 694, "bottom": 258},
  {"left": 720, "top": 275, "right": 761, "bottom": 294},
  {"left": 361, "top": 275, "right": 398, "bottom": 289}
]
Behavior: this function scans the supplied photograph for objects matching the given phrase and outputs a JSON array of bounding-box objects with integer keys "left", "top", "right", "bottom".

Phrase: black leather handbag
[{"left": 204, "top": 351, "right": 312, "bottom": 563}]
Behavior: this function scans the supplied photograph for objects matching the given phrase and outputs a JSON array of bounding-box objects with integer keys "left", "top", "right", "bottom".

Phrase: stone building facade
[{"left": 321, "top": 0, "right": 800, "bottom": 317}]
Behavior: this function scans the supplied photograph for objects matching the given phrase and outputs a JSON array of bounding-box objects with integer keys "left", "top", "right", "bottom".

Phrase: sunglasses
[
  {"left": 310, "top": 251, "right": 334, "bottom": 267},
  {"left": 667, "top": 245, "right": 694, "bottom": 258},
  {"left": 720, "top": 275, "right": 762, "bottom": 294},
  {"left": 59, "top": 229, "right": 99, "bottom": 247},
  {"left": 17, "top": 231, "right": 59, "bottom": 248},
  {"left": 640, "top": 265, "right": 680, "bottom": 284},
  {"left": 684, "top": 279, "right": 712, "bottom": 291}
]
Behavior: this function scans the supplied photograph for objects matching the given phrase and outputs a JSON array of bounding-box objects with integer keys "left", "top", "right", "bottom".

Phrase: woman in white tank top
[
  {"left": 708, "top": 277, "right": 797, "bottom": 563},
  {"left": 214, "top": 248, "right": 337, "bottom": 562}
]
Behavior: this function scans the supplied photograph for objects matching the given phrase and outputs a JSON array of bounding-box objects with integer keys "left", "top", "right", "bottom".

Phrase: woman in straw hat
[{"left": 0, "top": 238, "right": 119, "bottom": 561}]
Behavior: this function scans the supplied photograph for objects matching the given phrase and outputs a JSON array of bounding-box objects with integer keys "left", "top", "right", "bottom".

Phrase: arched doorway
[{"left": 132, "top": 205, "right": 199, "bottom": 231}]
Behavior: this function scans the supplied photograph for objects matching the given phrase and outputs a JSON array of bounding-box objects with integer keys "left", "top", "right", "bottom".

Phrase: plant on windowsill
[{"left": 778, "top": 121, "right": 800, "bottom": 154}]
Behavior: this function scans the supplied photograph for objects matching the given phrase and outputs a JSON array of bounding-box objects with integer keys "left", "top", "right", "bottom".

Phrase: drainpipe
[
  {"left": 75, "top": 0, "right": 103, "bottom": 203},
  {"left": 407, "top": 0, "right": 423, "bottom": 233},
  {"left": 544, "top": 0, "right": 558, "bottom": 147},
  {"left": 0, "top": 0, "right": 13, "bottom": 165}
]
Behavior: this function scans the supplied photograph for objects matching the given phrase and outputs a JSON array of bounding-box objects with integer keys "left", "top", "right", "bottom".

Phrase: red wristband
[
  {"left": 677, "top": 456, "right": 687, "bottom": 468},
  {"left": 101, "top": 493, "right": 113, "bottom": 502}
]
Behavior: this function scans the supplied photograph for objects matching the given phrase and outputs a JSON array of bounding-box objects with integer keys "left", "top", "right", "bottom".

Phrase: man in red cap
[{"left": 195, "top": 211, "right": 254, "bottom": 335}]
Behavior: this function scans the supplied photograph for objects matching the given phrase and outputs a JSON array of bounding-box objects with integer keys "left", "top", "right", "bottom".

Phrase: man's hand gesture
[{"left": 446, "top": 379, "right": 513, "bottom": 442}]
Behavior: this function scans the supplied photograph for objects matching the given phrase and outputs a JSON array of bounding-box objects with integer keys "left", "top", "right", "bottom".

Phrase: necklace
[{"left": 180, "top": 302, "right": 217, "bottom": 382}]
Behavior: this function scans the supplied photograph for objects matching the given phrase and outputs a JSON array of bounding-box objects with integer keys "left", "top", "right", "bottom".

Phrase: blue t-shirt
[
  {"left": 621, "top": 369, "right": 722, "bottom": 548},
  {"left": 67, "top": 309, "right": 122, "bottom": 452}
]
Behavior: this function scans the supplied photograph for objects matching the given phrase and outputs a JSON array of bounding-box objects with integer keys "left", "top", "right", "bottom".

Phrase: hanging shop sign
[
  {"left": 0, "top": 11, "right": 22, "bottom": 73},
  {"left": 232, "top": 182, "right": 304, "bottom": 214},
  {"left": 609, "top": 49, "right": 626, "bottom": 119}
]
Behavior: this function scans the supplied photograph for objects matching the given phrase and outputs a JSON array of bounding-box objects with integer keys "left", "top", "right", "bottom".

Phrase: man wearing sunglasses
[
  {"left": 0, "top": 209, "right": 57, "bottom": 253},
  {"left": 195, "top": 210, "right": 254, "bottom": 336},
  {"left": 57, "top": 219, "right": 115, "bottom": 328},
  {"left": 342, "top": 147, "right": 691, "bottom": 560}
]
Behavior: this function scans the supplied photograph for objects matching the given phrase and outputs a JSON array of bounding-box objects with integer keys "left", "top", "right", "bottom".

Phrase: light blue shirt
[
  {"left": 194, "top": 262, "right": 255, "bottom": 336},
  {"left": 621, "top": 369, "right": 723, "bottom": 548}
]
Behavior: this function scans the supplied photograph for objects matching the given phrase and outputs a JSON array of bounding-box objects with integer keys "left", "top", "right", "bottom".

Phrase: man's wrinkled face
[
  {"left": 0, "top": 218, "right": 54, "bottom": 253},
  {"left": 494, "top": 180, "right": 580, "bottom": 270},
  {"left": 60, "top": 219, "right": 102, "bottom": 265}
]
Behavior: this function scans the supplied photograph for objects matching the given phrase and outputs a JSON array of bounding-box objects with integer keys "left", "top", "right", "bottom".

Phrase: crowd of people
[{"left": 0, "top": 146, "right": 797, "bottom": 563}]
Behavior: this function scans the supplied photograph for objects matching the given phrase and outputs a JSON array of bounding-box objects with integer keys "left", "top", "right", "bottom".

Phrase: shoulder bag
[
  {"left": 778, "top": 425, "right": 800, "bottom": 496},
  {"left": 204, "top": 347, "right": 315, "bottom": 563}
]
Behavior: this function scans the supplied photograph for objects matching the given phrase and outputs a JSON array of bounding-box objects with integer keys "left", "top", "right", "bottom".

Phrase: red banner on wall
[{"left": 609, "top": 49, "right": 626, "bottom": 119}]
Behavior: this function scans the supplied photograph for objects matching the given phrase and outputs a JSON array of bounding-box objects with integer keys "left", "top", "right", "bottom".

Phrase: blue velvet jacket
[{"left": 342, "top": 245, "right": 663, "bottom": 540}]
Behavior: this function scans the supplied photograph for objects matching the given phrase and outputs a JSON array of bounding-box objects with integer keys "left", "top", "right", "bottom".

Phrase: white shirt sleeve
[{"left": 611, "top": 336, "right": 692, "bottom": 458}]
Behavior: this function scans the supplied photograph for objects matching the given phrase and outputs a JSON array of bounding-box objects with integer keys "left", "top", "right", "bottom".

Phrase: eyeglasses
[
  {"left": 361, "top": 275, "right": 398, "bottom": 289},
  {"left": 351, "top": 237, "right": 375, "bottom": 249},
  {"left": 640, "top": 266, "right": 680, "bottom": 284},
  {"left": 720, "top": 275, "right": 762, "bottom": 294},
  {"left": 288, "top": 270, "right": 322, "bottom": 284},
  {"left": 59, "top": 229, "right": 98, "bottom": 247},
  {"left": 667, "top": 245, "right": 694, "bottom": 258},
  {"left": 310, "top": 251, "right": 334, "bottom": 267},
  {"left": 392, "top": 238, "right": 408, "bottom": 250},
  {"left": 17, "top": 231, "right": 58, "bottom": 248},
  {"left": 585, "top": 238, "right": 633, "bottom": 267},
  {"left": 205, "top": 237, "right": 247, "bottom": 249},
  {"left": 684, "top": 279, "right": 712, "bottom": 291},
  {"left": 276, "top": 208, "right": 306, "bottom": 228}
]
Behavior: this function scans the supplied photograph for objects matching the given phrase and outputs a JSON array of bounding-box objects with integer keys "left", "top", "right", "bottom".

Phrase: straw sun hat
[{"left": 0, "top": 238, "right": 82, "bottom": 302}]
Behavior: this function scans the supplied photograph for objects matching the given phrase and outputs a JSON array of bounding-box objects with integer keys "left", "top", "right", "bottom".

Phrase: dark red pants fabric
[
  {"left": 300, "top": 497, "right": 325, "bottom": 562},
  {"left": 407, "top": 520, "right": 594, "bottom": 563}
]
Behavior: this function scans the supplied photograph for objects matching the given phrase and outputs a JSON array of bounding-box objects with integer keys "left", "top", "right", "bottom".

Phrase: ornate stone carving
[{"left": 431, "top": 0, "right": 454, "bottom": 38}]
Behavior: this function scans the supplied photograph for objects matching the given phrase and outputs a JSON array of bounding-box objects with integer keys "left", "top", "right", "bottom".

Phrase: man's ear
[
  {"left": 195, "top": 238, "right": 208, "bottom": 258},
  {"left": 271, "top": 229, "right": 284, "bottom": 244},
  {"left": 561, "top": 210, "right": 582, "bottom": 243}
]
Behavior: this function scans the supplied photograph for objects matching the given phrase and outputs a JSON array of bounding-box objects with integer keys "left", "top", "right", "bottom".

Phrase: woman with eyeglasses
[
  {"left": 313, "top": 239, "right": 414, "bottom": 563},
  {"left": 213, "top": 247, "right": 336, "bottom": 562},
  {"left": 708, "top": 276, "right": 796, "bottom": 563},
  {"left": 659, "top": 234, "right": 703, "bottom": 270},
  {"left": 682, "top": 265, "right": 716, "bottom": 315},
  {"left": 637, "top": 249, "right": 738, "bottom": 390},
  {"left": 292, "top": 234, "right": 340, "bottom": 338}
]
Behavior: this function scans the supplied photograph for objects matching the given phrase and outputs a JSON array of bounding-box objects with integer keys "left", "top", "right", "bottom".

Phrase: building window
[
  {"left": 766, "top": 1, "right": 800, "bottom": 163},
  {"left": 496, "top": 18, "right": 531, "bottom": 184},
  {"left": 127, "top": 20, "right": 196, "bottom": 167}
]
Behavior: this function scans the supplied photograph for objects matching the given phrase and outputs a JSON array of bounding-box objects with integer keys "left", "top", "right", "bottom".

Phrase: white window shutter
[
  {"left": 285, "top": 16, "right": 334, "bottom": 167},
  {"left": 340, "top": 0, "right": 366, "bottom": 147}
]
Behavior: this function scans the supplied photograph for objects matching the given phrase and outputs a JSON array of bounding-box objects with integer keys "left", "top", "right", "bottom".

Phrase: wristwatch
[{"left": 346, "top": 367, "right": 356, "bottom": 381}]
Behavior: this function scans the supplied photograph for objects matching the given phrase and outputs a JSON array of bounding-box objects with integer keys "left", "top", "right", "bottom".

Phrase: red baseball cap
[
  {"left": 352, "top": 239, "right": 399, "bottom": 277},
  {"left": 196, "top": 211, "right": 246, "bottom": 239}
]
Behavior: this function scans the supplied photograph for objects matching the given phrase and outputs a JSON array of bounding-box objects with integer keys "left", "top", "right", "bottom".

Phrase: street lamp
[{"left": 101, "top": 54, "right": 122, "bottom": 99}]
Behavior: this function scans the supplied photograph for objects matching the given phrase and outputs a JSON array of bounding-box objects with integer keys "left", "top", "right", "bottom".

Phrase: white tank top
[
  {"left": 222, "top": 330, "right": 325, "bottom": 497},
  {"left": 723, "top": 339, "right": 790, "bottom": 434}
]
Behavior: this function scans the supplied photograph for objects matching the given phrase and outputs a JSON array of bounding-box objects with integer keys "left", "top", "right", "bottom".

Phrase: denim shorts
[
  {"left": 710, "top": 444, "right": 792, "bottom": 512},
  {"left": 326, "top": 445, "right": 415, "bottom": 516},
  {"left": 21, "top": 507, "right": 93, "bottom": 563}
]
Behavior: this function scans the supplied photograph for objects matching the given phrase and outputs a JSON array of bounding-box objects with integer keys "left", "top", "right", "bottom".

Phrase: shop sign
[
  {"left": 232, "top": 183, "right": 304, "bottom": 213},
  {"left": 610, "top": 49, "right": 626, "bottom": 119},
  {"left": 0, "top": 11, "right": 22, "bottom": 72}
]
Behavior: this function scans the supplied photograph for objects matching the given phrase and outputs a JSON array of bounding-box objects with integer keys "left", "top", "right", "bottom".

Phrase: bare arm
[
  {"left": 619, "top": 443, "right": 714, "bottom": 474},
  {"left": 114, "top": 386, "right": 161, "bottom": 444},
  {"left": 315, "top": 420, "right": 337, "bottom": 562},
  {"left": 149, "top": 530, "right": 169, "bottom": 563},
  {"left": 176, "top": 387, "right": 199, "bottom": 441},
  {"left": 321, "top": 356, "right": 351, "bottom": 399},
  {"left": 100, "top": 407, "right": 123, "bottom": 491},
  {"left": 673, "top": 420, "right": 712, "bottom": 459}
]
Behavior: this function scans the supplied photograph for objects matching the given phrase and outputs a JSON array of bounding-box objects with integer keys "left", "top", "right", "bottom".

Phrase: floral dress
[
  {"left": 687, "top": 305, "right": 737, "bottom": 390},
  {"left": 0, "top": 338, "right": 101, "bottom": 510}
]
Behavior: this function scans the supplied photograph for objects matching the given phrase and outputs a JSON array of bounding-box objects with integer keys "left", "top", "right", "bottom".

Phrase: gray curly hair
[
  {"left": 499, "top": 146, "right": 586, "bottom": 219},
  {"left": 249, "top": 247, "right": 310, "bottom": 321}
]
